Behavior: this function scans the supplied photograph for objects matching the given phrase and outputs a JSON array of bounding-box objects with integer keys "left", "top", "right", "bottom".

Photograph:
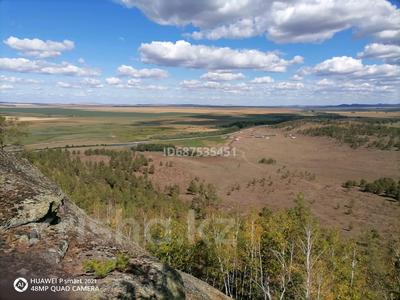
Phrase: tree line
[
  {"left": 299, "top": 121, "right": 400, "bottom": 150},
  {"left": 343, "top": 177, "right": 400, "bottom": 201}
]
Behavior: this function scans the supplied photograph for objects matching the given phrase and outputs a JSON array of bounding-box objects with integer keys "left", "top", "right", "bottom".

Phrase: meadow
[{"left": 0, "top": 105, "right": 309, "bottom": 149}]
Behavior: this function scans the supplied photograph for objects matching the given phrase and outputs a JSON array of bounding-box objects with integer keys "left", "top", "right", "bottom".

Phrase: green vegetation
[
  {"left": 0, "top": 116, "right": 27, "bottom": 148},
  {"left": 299, "top": 120, "right": 400, "bottom": 150},
  {"left": 23, "top": 149, "right": 400, "bottom": 299},
  {"left": 343, "top": 177, "right": 400, "bottom": 201},
  {"left": 0, "top": 107, "right": 188, "bottom": 118},
  {"left": 23, "top": 149, "right": 175, "bottom": 219},
  {"left": 83, "top": 253, "right": 130, "bottom": 278},
  {"left": 135, "top": 143, "right": 176, "bottom": 152},
  {"left": 258, "top": 157, "right": 277, "bottom": 164},
  {"left": 222, "top": 113, "right": 304, "bottom": 129}
]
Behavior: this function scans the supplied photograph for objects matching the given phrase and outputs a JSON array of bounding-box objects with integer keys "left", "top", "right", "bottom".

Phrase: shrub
[
  {"left": 83, "top": 253, "right": 130, "bottom": 278},
  {"left": 258, "top": 157, "right": 276, "bottom": 165}
]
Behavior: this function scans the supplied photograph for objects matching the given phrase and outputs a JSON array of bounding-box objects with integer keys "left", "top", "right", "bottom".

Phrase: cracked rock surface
[{"left": 0, "top": 151, "right": 230, "bottom": 300}]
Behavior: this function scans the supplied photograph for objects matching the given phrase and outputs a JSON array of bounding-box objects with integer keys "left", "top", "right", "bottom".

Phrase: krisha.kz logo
[{"left": 13, "top": 277, "right": 28, "bottom": 292}]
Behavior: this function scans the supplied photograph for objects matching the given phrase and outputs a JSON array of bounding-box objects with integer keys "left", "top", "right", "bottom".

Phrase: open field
[
  {"left": 0, "top": 104, "right": 309, "bottom": 149},
  {"left": 325, "top": 110, "right": 400, "bottom": 118},
  {"left": 140, "top": 125, "right": 400, "bottom": 237}
]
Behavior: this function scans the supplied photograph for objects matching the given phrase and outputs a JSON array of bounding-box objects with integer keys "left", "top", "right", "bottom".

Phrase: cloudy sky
[{"left": 0, "top": 0, "right": 399, "bottom": 106}]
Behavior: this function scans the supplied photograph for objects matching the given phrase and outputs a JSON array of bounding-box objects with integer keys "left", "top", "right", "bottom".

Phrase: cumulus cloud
[
  {"left": 105, "top": 76, "right": 167, "bottom": 90},
  {"left": 315, "top": 80, "right": 395, "bottom": 93},
  {"left": 82, "top": 78, "right": 103, "bottom": 88},
  {"left": 57, "top": 78, "right": 104, "bottom": 89},
  {"left": 0, "top": 75, "right": 39, "bottom": 84},
  {"left": 180, "top": 79, "right": 251, "bottom": 93},
  {"left": 273, "top": 82, "right": 304, "bottom": 89},
  {"left": 311, "top": 56, "right": 400, "bottom": 80},
  {"left": 313, "top": 56, "right": 364, "bottom": 75},
  {"left": 119, "top": 0, "right": 400, "bottom": 44},
  {"left": 117, "top": 65, "right": 168, "bottom": 78},
  {"left": 291, "top": 74, "right": 303, "bottom": 81},
  {"left": 250, "top": 76, "right": 275, "bottom": 84},
  {"left": 317, "top": 78, "right": 334, "bottom": 86},
  {"left": 4, "top": 36, "right": 74, "bottom": 58},
  {"left": 180, "top": 78, "right": 308, "bottom": 95},
  {"left": 358, "top": 43, "right": 400, "bottom": 64},
  {"left": 127, "top": 78, "right": 141, "bottom": 86},
  {"left": 105, "top": 77, "right": 122, "bottom": 85},
  {"left": 305, "top": 56, "right": 400, "bottom": 95},
  {"left": 0, "top": 57, "right": 100, "bottom": 76},
  {"left": 200, "top": 71, "right": 245, "bottom": 81},
  {"left": 140, "top": 40, "right": 303, "bottom": 71}
]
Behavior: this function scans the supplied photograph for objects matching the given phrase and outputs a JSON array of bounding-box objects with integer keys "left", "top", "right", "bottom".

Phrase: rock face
[{"left": 0, "top": 150, "right": 230, "bottom": 300}]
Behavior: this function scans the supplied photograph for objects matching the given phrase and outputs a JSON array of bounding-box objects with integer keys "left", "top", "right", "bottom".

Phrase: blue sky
[{"left": 0, "top": 0, "right": 399, "bottom": 105}]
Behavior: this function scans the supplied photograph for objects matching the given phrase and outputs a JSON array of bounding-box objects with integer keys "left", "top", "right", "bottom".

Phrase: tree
[
  {"left": 0, "top": 116, "right": 27, "bottom": 148},
  {"left": 187, "top": 179, "right": 199, "bottom": 194}
]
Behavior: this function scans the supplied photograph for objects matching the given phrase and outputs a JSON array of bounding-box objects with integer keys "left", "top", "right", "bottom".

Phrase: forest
[
  {"left": 21, "top": 149, "right": 400, "bottom": 300},
  {"left": 299, "top": 120, "right": 400, "bottom": 150}
]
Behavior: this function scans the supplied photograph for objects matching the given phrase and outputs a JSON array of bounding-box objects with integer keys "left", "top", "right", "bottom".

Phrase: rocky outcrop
[{"left": 0, "top": 150, "right": 230, "bottom": 300}]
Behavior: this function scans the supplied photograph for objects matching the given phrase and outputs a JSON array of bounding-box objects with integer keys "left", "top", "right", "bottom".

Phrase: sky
[{"left": 0, "top": 0, "right": 399, "bottom": 106}]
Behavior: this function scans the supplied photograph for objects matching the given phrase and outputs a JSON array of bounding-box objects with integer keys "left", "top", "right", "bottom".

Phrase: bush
[
  {"left": 343, "top": 180, "right": 358, "bottom": 188},
  {"left": 134, "top": 143, "right": 175, "bottom": 152},
  {"left": 83, "top": 253, "right": 130, "bottom": 278},
  {"left": 258, "top": 157, "right": 276, "bottom": 165}
]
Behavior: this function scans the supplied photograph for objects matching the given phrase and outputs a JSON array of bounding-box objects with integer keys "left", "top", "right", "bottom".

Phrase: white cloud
[
  {"left": 104, "top": 77, "right": 167, "bottom": 90},
  {"left": 250, "top": 76, "right": 274, "bottom": 84},
  {"left": 127, "top": 78, "right": 141, "bottom": 86},
  {"left": 57, "top": 81, "right": 77, "bottom": 88},
  {"left": 315, "top": 80, "right": 395, "bottom": 93},
  {"left": 274, "top": 82, "right": 304, "bottom": 89},
  {"left": 312, "top": 56, "right": 400, "bottom": 80},
  {"left": 200, "top": 71, "right": 245, "bottom": 81},
  {"left": 78, "top": 58, "right": 85, "bottom": 64},
  {"left": 306, "top": 57, "right": 400, "bottom": 95},
  {"left": 292, "top": 74, "right": 303, "bottom": 81},
  {"left": 317, "top": 78, "right": 334, "bottom": 86},
  {"left": 0, "top": 57, "right": 100, "bottom": 76},
  {"left": 313, "top": 56, "right": 364, "bottom": 75},
  {"left": 140, "top": 40, "right": 303, "bottom": 71},
  {"left": 180, "top": 79, "right": 251, "bottom": 93},
  {"left": 82, "top": 78, "right": 103, "bottom": 88},
  {"left": 358, "top": 43, "right": 400, "bottom": 64},
  {"left": 117, "top": 65, "right": 168, "bottom": 78},
  {"left": 0, "top": 75, "right": 39, "bottom": 84},
  {"left": 4, "top": 36, "right": 74, "bottom": 58},
  {"left": 0, "top": 84, "right": 13, "bottom": 90},
  {"left": 119, "top": 0, "right": 400, "bottom": 44},
  {"left": 105, "top": 77, "right": 122, "bottom": 85},
  {"left": 57, "top": 78, "right": 104, "bottom": 89}
]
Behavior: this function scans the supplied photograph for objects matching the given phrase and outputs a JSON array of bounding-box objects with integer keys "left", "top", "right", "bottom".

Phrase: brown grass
[{"left": 141, "top": 126, "right": 400, "bottom": 237}]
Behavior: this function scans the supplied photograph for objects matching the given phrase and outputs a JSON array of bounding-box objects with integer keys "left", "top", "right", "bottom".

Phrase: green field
[
  {"left": 0, "top": 106, "right": 308, "bottom": 149},
  {"left": 3, "top": 105, "right": 398, "bottom": 150}
]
